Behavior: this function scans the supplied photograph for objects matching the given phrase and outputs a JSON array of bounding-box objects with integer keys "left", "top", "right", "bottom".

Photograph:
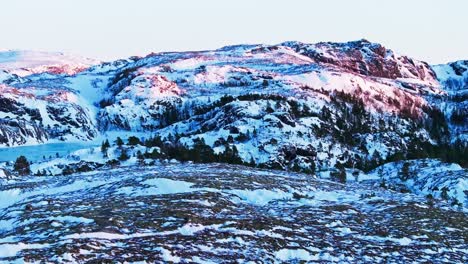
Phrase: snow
[
  {"left": 0, "top": 50, "right": 98, "bottom": 76},
  {"left": 0, "top": 176, "right": 125, "bottom": 232},
  {"left": 64, "top": 232, "right": 137, "bottom": 240},
  {"left": 308, "top": 190, "right": 360, "bottom": 203},
  {"left": 141, "top": 178, "right": 196, "bottom": 194},
  {"left": 275, "top": 248, "right": 318, "bottom": 262},
  {"left": 177, "top": 223, "right": 219, "bottom": 236},
  {"left": 48, "top": 216, "right": 94, "bottom": 224},
  {"left": 369, "top": 159, "right": 467, "bottom": 206},
  {"left": 0, "top": 39, "right": 461, "bottom": 179},
  {"left": 358, "top": 235, "right": 413, "bottom": 246},
  {"left": 0, "top": 189, "right": 22, "bottom": 212},
  {"left": 0, "top": 40, "right": 466, "bottom": 262},
  {"left": 169, "top": 57, "right": 212, "bottom": 71},
  {"left": 228, "top": 188, "right": 292, "bottom": 206},
  {"left": 0, "top": 243, "right": 50, "bottom": 258},
  {"left": 156, "top": 247, "right": 181, "bottom": 263},
  {"left": 0, "top": 162, "right": 466, "bottom": 262},
  {"left": 0, "top": 142, "right": 98, "bottom": 162},
  {"left": 432, "top": 64, "right": 457, "bottom": 81}
]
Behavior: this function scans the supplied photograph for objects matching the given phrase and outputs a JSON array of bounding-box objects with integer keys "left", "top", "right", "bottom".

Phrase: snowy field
[
  {"left": 0, "top": 143, "right": 98, "bottom": 163},
  {"left": 0, "top": 163, "right": 466, "bottom": 263}
]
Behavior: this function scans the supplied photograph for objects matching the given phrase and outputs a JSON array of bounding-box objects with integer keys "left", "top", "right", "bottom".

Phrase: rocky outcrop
[
  {"left": 0, "top": 85, "right": 97, "bottom": 146},
  {"left": 283, "top": 40, "right": 438, "bottom": 83},
  {"left": 0, "top": 119, "right": 47, "bottom": 146}
]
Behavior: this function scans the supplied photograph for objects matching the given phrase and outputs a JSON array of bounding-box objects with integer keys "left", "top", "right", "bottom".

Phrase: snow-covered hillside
[
  {"left": 0, "top": 40, "right": 466, "bottom": 171},
  {"left": 369, "top": 159, "right": 467, "bottom": 207},
  {"left": 0, "top": 50, "right": 98, "bottom": 76},
  {"left": 0, "top": 41, "right": 467, "bottom": 263},
  {"left": 432, "top": 60, "right": 468, "bottom": 142}
]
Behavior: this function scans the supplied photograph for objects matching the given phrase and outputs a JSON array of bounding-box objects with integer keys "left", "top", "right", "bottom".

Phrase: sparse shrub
[
  {"left": 352, "top": 170, "right": 359, "bottom": 181},
  {"left": 106, "top": 159, "right": 120, "bottom": 167},
  {"left": 331, "top": 162, "right": 346, "bottom": 183},
  {"left": 440, "top": 187, "right": 449, "bottom": 200},
  {"left": 380, "top": 179, "right": 387, "bottom": 189},
  {"left": 450, "top": 198, "right": 461, "bottom": 207},
  {"left": 118, "top": 149, "right": 130, "bottom": 161},
  {"left": 136, "top": 150, "right": 144, "bottom": 160},
  {"left": 128, "top": 136, "right": 141, "bottom": 146},
  {"left": 62, "top": 166, "right": 74, "bottom": 175},
  {"left": 426, "top": 194, "right": 435, "bottom": 207}
]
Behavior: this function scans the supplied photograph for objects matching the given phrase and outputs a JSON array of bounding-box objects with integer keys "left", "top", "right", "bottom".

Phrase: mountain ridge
[{"left": 0, "top": 40, "right": 466, "bottom": 172}]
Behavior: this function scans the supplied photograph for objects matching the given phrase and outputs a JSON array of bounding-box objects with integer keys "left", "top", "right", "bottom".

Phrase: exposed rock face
[
  {"left": 282, "top": 40, "right": 439, "bottom": 84},
  {"left": 0, "top": 84, "right": 97, "bottom": 146},
  {"left": 0, "top": 119, "right": 47, "bottom": 146},
  {"left": 98, "top": 73, "right": 184, "bottom": 131}
]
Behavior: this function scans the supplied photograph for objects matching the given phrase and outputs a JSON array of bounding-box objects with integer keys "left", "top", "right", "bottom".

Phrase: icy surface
[{"left": 0, "top": 163, "right": 466, "bottom": 263}]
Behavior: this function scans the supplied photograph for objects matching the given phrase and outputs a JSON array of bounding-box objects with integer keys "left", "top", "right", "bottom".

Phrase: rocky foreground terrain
[{"left": 0, "top": 163, "right": 466, "bottom": 263}]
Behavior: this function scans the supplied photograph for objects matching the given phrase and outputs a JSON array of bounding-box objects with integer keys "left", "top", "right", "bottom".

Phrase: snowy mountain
[
  {"left": 432, "top": 60, "right": 468, "bottom": 142},
  {"left": 0, "top": 41, "right": 466, "bottom": 172},
  {"left": 0, "top": 50, "right": 98, "bottom": 76},
  {"left": 0, "top": 41, "right": 467, "bottom": 262}
]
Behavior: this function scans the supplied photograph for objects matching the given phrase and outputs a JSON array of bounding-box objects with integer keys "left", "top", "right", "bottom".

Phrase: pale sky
[{"left": 1, "top": 0, "right": 467, "bottom": 64}]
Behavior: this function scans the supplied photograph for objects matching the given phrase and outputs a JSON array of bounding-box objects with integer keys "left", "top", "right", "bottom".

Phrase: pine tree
[
  {"left": 14, "top": 156, "right": 31, "bottom": 176},
  {"left": 116, "top": 137, "right": 124, "bottom": 147},
  {"left": 101, "top": 139, "right": 110, "bottom": 152}
]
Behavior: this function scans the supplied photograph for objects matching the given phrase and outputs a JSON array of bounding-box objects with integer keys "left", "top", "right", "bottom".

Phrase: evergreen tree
[
  {"left": 14, "top": 156, "right": 31, "bottom": 176},
  {"left": 116, "top": 137, "right": 124, "bottom": 147},
  {"left": 101, "top": 139, "right": 110, "bottom": 153}
]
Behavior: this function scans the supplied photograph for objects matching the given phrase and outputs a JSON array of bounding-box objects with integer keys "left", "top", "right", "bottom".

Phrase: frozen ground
[
  {"left": 0, "top": 143, "right": 97, "bottom": 163},
  {"left": 0, "top": 163, "right": 466, "bottom": 263}
]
